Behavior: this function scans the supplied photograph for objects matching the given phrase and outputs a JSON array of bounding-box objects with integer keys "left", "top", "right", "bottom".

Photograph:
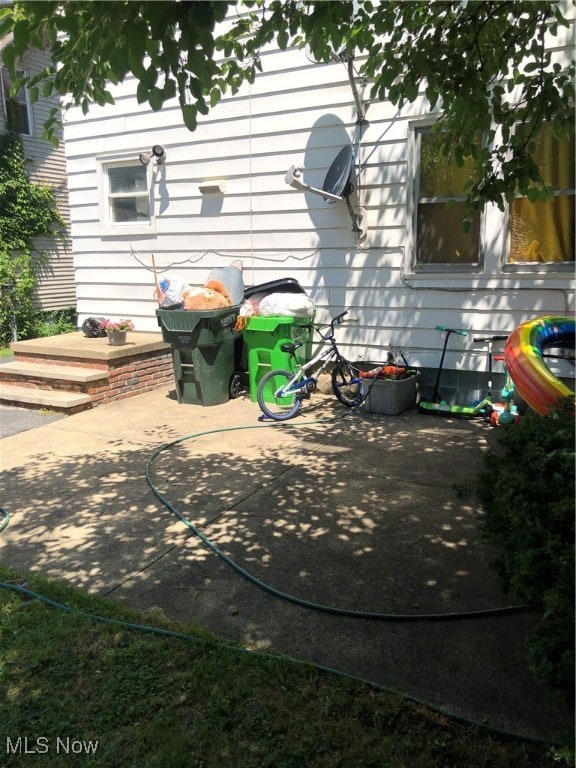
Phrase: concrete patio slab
[{"left": 0, "top": 385, "right": 572, "bottom": 741}]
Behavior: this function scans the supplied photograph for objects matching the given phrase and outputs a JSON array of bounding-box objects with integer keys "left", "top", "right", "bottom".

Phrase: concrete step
[
  {"left": 0, "top": 383, "right": 93, "bottom": 413},
  {"left": 0, "top": 361, "right": 107, "bottom": 384},
  {"left": 1, "top": 332, "right": 173, "bottom": 412},
  {"left": 9, "top": 331, "right": 169, "bottom": 361}
]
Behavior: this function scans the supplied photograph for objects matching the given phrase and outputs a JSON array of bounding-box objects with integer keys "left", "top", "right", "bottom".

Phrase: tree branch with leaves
[{"left": 1, "top": 0, "right": 573, "bottom": 222}]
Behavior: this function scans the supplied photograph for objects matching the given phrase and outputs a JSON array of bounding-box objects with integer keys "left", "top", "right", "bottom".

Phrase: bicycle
[
  {"left": 257, "top": 309, "right": 362, "bottom": 421},
  {"left": 418, "top": 326, "right": 515, "bottom": 420}
]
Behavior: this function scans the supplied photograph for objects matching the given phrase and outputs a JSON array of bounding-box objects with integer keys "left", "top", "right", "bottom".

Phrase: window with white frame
[
  {"left": 413, "top": 126, "right": 481, "bottom": 268},
  {"left": 508, "top": 123, "right": 574, "bottom": 265},
  {"left": 412, "top": 122, "right": 574, "bottom": 272},
  {"left": 1, "top": 67, "right": 32, "bottom": 136},
  {"left": 99, "top": 160, "right": 153, "bottom": 234}
]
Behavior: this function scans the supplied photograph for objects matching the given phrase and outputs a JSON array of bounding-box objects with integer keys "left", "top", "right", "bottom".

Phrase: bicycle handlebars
[
  {"left": 435, "top": 326, "right": 510, "bottom": 343},
  {"left": 314, "top": 310, "right": 349, "bottom": 336},
  {"left": 334, "top": 310, "right": 348, "bottom": 325}
]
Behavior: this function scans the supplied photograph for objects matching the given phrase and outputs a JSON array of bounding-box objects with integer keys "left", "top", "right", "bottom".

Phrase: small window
[
  {"left": 508, "top": 124, "right": 575, "bottom": 264},
  {"left": 414, "top": 128, "right": 481, "bottom": 267},
  {"left": 99, "top": 161, "right": 153, "bottom": 234},
  {"left": 1, "top": 67, "right": 32, "bottom": 136},
  {"left": 106, "top": 164, "right": 151, "bottom": 223}
]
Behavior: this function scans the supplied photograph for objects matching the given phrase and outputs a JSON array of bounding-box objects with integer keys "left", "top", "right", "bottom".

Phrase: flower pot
[{"left": 106, "top": 330, "right": 128, "bottom": 346}]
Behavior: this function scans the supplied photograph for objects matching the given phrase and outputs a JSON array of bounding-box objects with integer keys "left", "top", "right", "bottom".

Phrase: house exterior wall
[
  {"left": 0, "top": 42, "right": 75, "bottom": 311},
  {"left": 62, "top": 11, "right": 574, "bottom": 394}
]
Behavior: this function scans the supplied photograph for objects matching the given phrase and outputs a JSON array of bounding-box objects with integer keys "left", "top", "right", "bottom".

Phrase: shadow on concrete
[{"left": 0, "top": 403, "right": 571, "bottom": 740}]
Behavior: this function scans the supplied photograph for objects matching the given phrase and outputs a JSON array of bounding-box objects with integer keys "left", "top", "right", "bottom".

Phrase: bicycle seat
[{"left": 280, "top": 342, "right": 302, "bottom": 354}]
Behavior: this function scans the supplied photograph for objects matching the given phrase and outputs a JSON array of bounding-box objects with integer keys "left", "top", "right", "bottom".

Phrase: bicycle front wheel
[
  {"left": 257, "top": 369, "right": 303, "bottom": 421},
  {"left": 331, "top": 360, "right": 362, "bottom": 407}
]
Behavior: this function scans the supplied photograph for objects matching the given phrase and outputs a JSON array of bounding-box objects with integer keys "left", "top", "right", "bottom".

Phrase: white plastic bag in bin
[
  {"left": 258, "top": 292, "right": 315, "bottom": 317},
  {"left": 155, "top": 275, "right": 189, "bottom": 307}
]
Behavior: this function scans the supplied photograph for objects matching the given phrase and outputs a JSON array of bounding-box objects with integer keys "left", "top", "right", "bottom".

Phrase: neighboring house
[
  {"left": 62, "top": 10, "right": 574, "bottom": 396},
  {"left": 0, "top": 34, "right": 75, "bottom": 311}
]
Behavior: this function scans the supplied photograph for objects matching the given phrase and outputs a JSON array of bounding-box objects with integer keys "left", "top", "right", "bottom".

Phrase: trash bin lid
[{"left": 243, "top": 279, "right": 307, "bottom": 300}]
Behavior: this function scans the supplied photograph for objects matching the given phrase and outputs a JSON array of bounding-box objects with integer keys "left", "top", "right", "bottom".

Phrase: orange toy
[{"left": 183, "top": 280, "right": 232, "bottom": 310}]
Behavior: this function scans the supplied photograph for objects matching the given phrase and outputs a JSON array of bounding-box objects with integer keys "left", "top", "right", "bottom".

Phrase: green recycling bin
[
  {"left": 156, "top": 306, "right": 241, "bottom": 406},
  {"left": 242, "top": 315, "right": 314, "bottom": 402}
]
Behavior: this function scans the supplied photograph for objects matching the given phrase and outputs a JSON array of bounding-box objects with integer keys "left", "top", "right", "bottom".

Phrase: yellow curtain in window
[{"left": 510, "top": 129, "right": 574, "bottom": 263}]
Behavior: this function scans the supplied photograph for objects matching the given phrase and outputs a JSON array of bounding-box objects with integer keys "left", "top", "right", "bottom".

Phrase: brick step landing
[
  {"left": 0, "top": 384, "right": 92, "bottom": 414},
  {"left": 0, "top": 331, "right": 173, "bottom": 413},
  {"left": 1, "top": 360, "right": 107, "bottom": 384}
]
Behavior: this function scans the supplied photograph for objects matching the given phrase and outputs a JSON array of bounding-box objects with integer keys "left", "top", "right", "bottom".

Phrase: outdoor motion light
[
  {"left": 152, "top": 145, "right": 166, "bottom": 164},
  {"left": 138, "top": 145, "right": 166, "bottom": 166}
]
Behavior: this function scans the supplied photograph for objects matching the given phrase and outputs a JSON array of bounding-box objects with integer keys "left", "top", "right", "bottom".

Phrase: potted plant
[{"left": 101, "top": 318, "right": 135, "bottom": 346}]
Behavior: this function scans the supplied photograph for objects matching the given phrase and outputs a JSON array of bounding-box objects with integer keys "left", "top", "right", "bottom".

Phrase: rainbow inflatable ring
[{"left": 504, "top": 316, "right": 575, "bottom": 416}]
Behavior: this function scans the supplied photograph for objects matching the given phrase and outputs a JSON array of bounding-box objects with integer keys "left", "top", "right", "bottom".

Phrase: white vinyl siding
[{"left": 63, "top": 8, "right": 574, "bottom": 378}]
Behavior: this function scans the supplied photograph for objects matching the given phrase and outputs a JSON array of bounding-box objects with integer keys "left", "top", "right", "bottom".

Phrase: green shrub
[
  {"left": 476, "top": 401, "right": 575, "bottom": 706},
  {"left": 32, "top": 306, "right": 77, "bottom": 338},
  {"left": 0, "top": 132, "right": 65, "bottom": 346}
]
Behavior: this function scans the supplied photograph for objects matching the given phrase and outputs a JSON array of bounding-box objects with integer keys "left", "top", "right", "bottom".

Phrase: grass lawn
[{"left": 0, "top": 564, "right": 570, "bottom": 768}]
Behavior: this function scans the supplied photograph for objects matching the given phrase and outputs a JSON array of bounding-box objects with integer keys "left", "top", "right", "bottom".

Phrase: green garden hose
[
  {"left": 0, "top": 579, "right": 558, "bottom": 747},
  {"left": 0, "top": 506, "right": 10, "bottom": 533},
  {"left": 144, "top": 419, "right": 528, "bottom": 622},
  {"left": 0, "top": 409, "right": 561, "bottom": 747}
]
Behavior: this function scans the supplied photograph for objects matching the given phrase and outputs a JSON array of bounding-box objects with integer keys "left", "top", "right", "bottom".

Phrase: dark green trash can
[{"left": 156, "top": 306, "right": 241, "bottom": 406}]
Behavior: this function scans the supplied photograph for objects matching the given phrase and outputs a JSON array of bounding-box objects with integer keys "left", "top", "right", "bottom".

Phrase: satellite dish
[{"left": 322, "top": 145, "right": 354, "bottom": 204}]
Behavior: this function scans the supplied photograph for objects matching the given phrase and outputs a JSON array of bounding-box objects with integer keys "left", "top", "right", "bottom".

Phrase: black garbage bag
[{"left": 82, "top": 317, "right": 107, "bottom": 338}]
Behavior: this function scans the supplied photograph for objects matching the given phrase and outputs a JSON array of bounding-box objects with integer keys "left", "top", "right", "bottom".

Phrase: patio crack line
[
  {"left": 100, "top": 536, "right": 193, "bottom": 598},
  {"left": 100, "top": 463, "right": 298, "bottom": 598}
]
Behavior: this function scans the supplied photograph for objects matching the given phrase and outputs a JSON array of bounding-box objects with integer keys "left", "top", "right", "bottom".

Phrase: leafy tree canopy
[{"left": 0, "top": 0, "right": 574, "bottom": 220}]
